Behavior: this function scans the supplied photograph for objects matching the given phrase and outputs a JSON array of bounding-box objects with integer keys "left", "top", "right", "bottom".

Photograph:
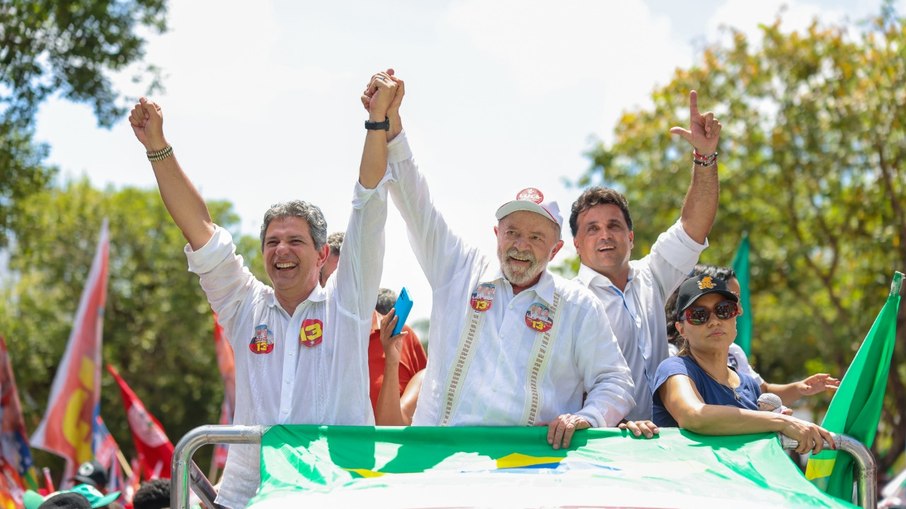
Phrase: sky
[{"left": 33, "top": 0, "right": 901, "bottom": 326}]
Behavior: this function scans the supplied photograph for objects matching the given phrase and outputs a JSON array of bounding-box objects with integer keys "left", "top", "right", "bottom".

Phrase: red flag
[
  {"left": 106, "top": 365, "right": 173, "bottom": 480},
  {"left": 0, "top": 336, "right": 39, "bottom": 491},
  {"left": 92, "top": 415, "right": 119, "bottom": 473},
  {"left": 30, "top": 220, "right": 110, "bottom": 484},
  {"left": 211, "top": 312, "right": 235, "bottom": 470}
]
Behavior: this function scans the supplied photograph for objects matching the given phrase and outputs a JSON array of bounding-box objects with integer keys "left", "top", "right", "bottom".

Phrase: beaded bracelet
[
  {"left": 147, "top": 145, "right": 174, "bottom": 162},
  {"left": 692, "top": 149, "right": 718, "bottom": 167}
]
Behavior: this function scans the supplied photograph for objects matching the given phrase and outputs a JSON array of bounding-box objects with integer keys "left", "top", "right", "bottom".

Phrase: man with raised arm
[
  {"left": 370, "top": 74, "right": 635, "bottom": 450},
  {"left": 128, "top": 70, "right": 402, "bottom": 508},
  {"left": 569, "top": 90, "right": 721, "bottom": 422}
]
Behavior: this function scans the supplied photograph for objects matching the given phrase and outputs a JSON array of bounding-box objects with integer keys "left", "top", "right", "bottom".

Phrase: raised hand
[
  {"left": 669, "top": 90, "right": 721, "bottom": 156},
  {"left": 128, "top": 97, "right": 167, "bottom": 151},
  {"left": 379, "top": 308, "right": 406, "bottom": 364},
  {"left": 360, "top": 69, "right": 398, "bottom": 121},
  {"left": 386, "top": 69, "right": 405, "bottom": 140}
]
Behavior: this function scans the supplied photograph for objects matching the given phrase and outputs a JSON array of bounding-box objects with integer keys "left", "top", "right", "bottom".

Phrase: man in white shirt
[
  {"left": 570, "top": 90, "right": 721, "bottom": 421},
  {"left": 128, "top": 70, "right": 402, "bottom": 508},
  {"left": 375, "top": 88, "right": 635, "bottom": 451}
]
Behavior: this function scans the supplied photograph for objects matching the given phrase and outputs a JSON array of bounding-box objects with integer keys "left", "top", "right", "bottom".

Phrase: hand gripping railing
[
  {"left": 172, "top": 426, "right": 877, "bottom": 509},
  {"left": 171, "top": 425, "right": 265, "bottom": 509},
  {"left": 780, "top": 433, "right": 877, "bottom": 509}
]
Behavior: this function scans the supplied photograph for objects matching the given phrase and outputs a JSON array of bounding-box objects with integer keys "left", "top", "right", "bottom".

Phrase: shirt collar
[
  {"left": 265, "top": 283, "right": 329, "bottom": 311},
  {"left": 576, "top": 263, "right": 635, "bottom": 289},
  {"left": 489, "top": 266, "right": 557, "bottom": 306}
]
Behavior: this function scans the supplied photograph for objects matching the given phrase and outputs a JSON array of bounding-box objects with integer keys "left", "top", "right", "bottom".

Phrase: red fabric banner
[
  {"left": 30, "top": 221, "right": 110, "bottom": 484},
  {"left": 106, "top": 365, "right": 173, "bottom": 480},
  {"left": 0, "top": 336, "right": 38, "bottom": 492},
  {"left": 211, "top": 312, "right": 235, "bottom": 470}
]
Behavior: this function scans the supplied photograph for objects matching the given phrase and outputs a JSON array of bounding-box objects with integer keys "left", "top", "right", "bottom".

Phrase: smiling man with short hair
[{"left": 570, "top": 90, "right": 722, "bottom": 422}]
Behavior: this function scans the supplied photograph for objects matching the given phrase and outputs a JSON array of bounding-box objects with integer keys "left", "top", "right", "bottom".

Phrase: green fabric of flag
[
  {"left": 806, "top": 271, "right": 902, "bottom": 502},
  {"left": 249, "top": 426, "right": 858, "bottom": 508},
  {"left": 731, "top": 233, "right": 752, "bottom": 356}
]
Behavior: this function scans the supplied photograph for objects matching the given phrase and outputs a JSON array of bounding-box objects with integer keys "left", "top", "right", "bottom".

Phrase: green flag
[
  {"left": 806, "top": 271, "right": 902, "bottom": 502},
  {"left": 250, "top": 425, "right": 857, "bottom": 508},
  {"left": 731, "top": 233, "right": 752, "bottom": 356}
]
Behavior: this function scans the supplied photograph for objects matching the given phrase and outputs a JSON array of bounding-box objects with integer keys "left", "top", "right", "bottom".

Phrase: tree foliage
[
  {"left": 571, "top": 7, "right": 905, "bottom": 473},
  {"left": 0, "top": 178, "right": 263, "bottom": 472},
  {"left": 0, "top": 0, "right": 168, "bottom": 247}
]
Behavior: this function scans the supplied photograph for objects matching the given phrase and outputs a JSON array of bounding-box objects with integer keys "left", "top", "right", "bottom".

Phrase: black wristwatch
[{"left": 365, "top": 116, "right": 390, "bottom": 131}]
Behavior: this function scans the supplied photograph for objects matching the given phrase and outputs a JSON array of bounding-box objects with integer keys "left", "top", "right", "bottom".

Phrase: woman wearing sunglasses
[{"left": 652, "top": 273, "right": 835, "bottom": 455}]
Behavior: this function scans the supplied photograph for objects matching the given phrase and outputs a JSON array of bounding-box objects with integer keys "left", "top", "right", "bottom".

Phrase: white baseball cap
[{"left": 495, "top": 187, "right": 563, "bottom": 229}]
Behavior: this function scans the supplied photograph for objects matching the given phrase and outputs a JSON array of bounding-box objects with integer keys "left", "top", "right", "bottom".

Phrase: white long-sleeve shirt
[
  {"left": 186, "top": 171, "right": 394, "bottom": 509},
  {"left": 575, "top": 220, "right": 707, "bottom": 421},
  {"left": 387, "top": 133, "right": 634, "bottom": 428}
]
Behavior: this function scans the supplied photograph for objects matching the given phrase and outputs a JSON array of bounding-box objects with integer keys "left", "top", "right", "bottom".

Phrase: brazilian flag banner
[
  {"left": 248, "top": 426, "right": 857, "bottom": 509},
  {"left": 807, "top": 271, "right": 902, "bottom": 501}
]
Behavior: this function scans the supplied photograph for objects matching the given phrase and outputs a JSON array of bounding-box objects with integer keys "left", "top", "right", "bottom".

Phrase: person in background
[
  {"left": 375, "top": 308, "right": 424, "bottom": 425},
  {"left": 132, "top": 478, "right": 170, "bottom": 509},
  {"left": 665, "top": 264, "right": 840, "bottom": 408},
  {"left": 368, "top": 288, "right": 427, "bottom": 422},
  {"left": 26, "top": 484, "right": 120, "bottom": 509},
  {"left": 319, "top": 232, "right": 344, "bottom": 287},
  {"left": 652, "top": 273, "right": 835, "bottom": 455},
  {"left": 70, "top": 460, "right": 108, "bottom": 491},
  {"left": 316, "top": 229, "right": 428, "bottom": 421}
]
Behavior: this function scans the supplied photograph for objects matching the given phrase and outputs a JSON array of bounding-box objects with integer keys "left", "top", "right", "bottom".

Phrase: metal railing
[
  {"left": 780, "top": 434, "right": 877, "bottom": 509},
  {"left": 172, "top": 426, "right": 877, "bottom": 509},
  {"left": 171, "top": 425, "right": 264, "bottom": 509}
]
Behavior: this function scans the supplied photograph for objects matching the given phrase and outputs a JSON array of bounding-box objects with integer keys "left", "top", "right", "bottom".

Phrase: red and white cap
[{"left": 495, "top": 187, "right": 563, "bottom": 229}]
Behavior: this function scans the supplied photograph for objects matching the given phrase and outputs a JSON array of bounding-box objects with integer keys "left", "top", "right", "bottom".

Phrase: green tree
[
  {"left": 571, "top": 7, "right": 905, "bottom": 474},
  {"left": 0, "top": 178, "right": 262, "bottom": 474},
  {"left": 0, "top": 0, "right": 168, "bottom": 247}
]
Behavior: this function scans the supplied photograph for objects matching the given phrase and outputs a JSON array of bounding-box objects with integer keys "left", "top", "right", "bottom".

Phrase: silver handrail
[
  {"left": 171, "top": 425, "right": 265, "bottom": 509},
  {"left": 780, "top": 433, "right": 877, "bottom": 509}
]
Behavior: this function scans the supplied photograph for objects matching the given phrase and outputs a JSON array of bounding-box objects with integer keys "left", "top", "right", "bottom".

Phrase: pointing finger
[{"left": 689, "top": 90, "right": 699, "bottom": 118}]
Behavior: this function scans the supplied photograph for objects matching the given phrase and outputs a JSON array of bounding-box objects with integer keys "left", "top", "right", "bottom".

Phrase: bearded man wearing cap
[
  {"left": 569, "top": 90, "right": 721, "bottom": 422},
  {"left": 371, "top": 83, "right": 635, "bottom": 450}
]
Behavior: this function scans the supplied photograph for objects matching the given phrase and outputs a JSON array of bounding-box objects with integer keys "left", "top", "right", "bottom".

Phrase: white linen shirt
[
  {"left": 186, "top": 170, "right": 396, "bottom": 509},
  {"left": 387, "top": 134, "right": 635, "bottom": 428},
  {"left": 575, "top": 220, "right": 707, "bottom": 421}
]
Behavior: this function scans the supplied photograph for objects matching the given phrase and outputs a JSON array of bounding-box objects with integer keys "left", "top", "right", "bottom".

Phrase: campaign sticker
[
  {"left": 524, "top": 302, "right": 553, "bottom": 332},
  {"left": 470, "top": 283, "right": 496, "bottom": 312},
  {"left": 300, "top": 319, "right": 324, "bottom": 347},
  {"left": 249, "top": 324, "right": 275, "bottom": 354}
]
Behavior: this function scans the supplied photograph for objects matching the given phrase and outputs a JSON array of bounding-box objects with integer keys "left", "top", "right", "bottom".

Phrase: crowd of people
[
  {"left": 120, "top": 68, "right": 840, "bottom": 508},
  {"left": 23, "top": 460, "right": 169, "bottom": 509}
]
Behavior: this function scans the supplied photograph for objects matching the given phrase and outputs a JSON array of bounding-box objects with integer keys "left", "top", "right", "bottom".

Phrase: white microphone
[{"left": 757, "top": 393, "right": 788, "bottom": 413}]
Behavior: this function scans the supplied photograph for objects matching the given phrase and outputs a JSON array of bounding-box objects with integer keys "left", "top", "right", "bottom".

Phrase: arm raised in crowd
[
  {"left": 359, "top": 69, "right": 401, "bottom": 189},
  {"left": 129, "top": 98, "right": 214, "bottom": 250},
  {"left": 669, "top": 90, "right": 721, "bottom": 244},
  {"left": 375, "top": 309, "right": 409, "bottom": 426}
]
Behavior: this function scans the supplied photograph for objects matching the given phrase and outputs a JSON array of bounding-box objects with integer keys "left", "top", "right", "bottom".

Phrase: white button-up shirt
[
  {"left": 388, "top": 134, "right": 634, "bottom": 428},
  {"left": 186, "top": 170, "right": 396, "bottom": 509},
  {"left": 575, "top": 220, "right": 706, "bottom": 421}
]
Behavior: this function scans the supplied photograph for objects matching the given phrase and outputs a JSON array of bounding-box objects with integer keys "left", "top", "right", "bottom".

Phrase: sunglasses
[{"left": 682, "top": 300, "right": 739, "bottom": 325}]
